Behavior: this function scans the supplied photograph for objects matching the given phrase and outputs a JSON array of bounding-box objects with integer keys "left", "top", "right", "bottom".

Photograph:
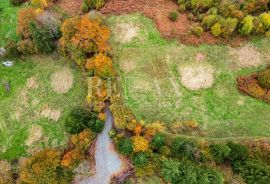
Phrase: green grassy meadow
[
  {"left": 0, "top": 55, "right": 86, "bottom": 160},
  {"left": 107, "top": 13, "right": 270, "bottom": 138},
  {"left": 0, "top": 0, "right": 25, "bottom": 47}
]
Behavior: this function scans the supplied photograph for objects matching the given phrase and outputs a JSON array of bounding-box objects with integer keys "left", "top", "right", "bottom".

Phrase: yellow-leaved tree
[
  {"left": 85, "top": 53, "right": 115, "bottom": 78},
  {"left": 132, "top": 136, "right": 149, "bottom": 152},
  {"left": 19, "top": 149, "right": 74, "bottom": 184}
]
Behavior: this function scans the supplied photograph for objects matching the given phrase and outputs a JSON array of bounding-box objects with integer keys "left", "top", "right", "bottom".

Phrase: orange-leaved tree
[
  {"left": 61, "top": 129, "right": 95, "bottom": 168},
  {"left": 60, "top": 15, "right": 110, "bottom": 65},
  {"left": 85, "top": 53, "right": 115, "bottom": 78},
  {"left": 17, "top": 8, "right": 37, "bottom": 38}
]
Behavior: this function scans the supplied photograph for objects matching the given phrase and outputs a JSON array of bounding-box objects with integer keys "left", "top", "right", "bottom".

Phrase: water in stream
[{"left": 78, "top": 109, "right": 122, "bottom": 184}]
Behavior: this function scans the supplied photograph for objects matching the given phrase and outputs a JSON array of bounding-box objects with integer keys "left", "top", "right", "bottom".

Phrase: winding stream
[{"left": 79, "top": 109, "right": 123, "bottom": 184}]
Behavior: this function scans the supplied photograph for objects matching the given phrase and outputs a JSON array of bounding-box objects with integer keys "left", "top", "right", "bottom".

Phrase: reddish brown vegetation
[
  {"left": 100, "top": 0, "right": 245, "bottom": 45},
  {"left": 56, "top": 0, "right": 83, "bottom": 15},
  {"left": 237, "top": 71, "right": 270, "bottom": 104}
]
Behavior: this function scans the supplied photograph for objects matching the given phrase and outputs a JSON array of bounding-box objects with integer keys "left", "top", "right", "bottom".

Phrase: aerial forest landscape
[{"left": 0, "top": 0, "right": 270, "bottom": 183}]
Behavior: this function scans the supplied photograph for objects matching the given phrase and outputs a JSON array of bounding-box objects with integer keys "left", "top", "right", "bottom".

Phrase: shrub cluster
[
  {"left": 60, "top": 15, "right": 110, "bottom": 66},
  {"left": 169, "top": 11, "right": 179, "bottom": 21},
  {"left": 258, "top": 69, "right": 270, "bottom": 89},
  {"left": 233, "top": 159, "right": 270, "bottom": 184},
  {"left": 3, "top": 8, "right": 60, "bottom": 59},
  {"left": 82, "top": 0, "right": 105, "bottom": 13},
  {"left": 177, "top": 0, "right": 270, "bottom": 37},
  {"left": 10, "top": 0, "right": 26, "bottom": 6},
  {"left": 162, "top": 159, "right": 224, "bottom": 184},
  {"left": 237, "top": 68, "right": 270, "bottom": 103},
  {"left": 64, "top": 107, "right": 104, "bottom": 134},
  {"left": 19, "top": 149, "right": 74, "bottom": 184}
]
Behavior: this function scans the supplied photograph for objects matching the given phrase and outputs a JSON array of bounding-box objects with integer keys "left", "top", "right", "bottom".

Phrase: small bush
[
  {"left": 178, "top": 4, "right": 186, "bottom": 12},
  {"left": 207, "top": 7, "right": 218, "bottom": 15},
  {"left": 171, "top": 138, "right": 198, "bottom": 160},
  {"left": 192, "top": 25, "right": 204, "bottom": 37},
  {"left": 117, "top": 138, "right": 133, "bottom": 155},
  {"left": 4, "top": 41, "right": 20, "bottom": 59},
  {"left": 159, "top": 145, "right": 171, "bottom": 156},
  {"left": 65, "top": 107, "right": 97, "bottom": 134},
  {"left": 227, "top": 142, "right": 248, "bottom": 161},
  {"left": 246, "top": 82, "right": 266, "bottom": 98},
  {"left": 29, "top": 21, "right": 55, "bottom": 54},
  {"left": 239, "top": 15, "right": 254, "bottom": 35},
  {"left": 151, "top": 133, "right": 166, "bottom": 150},
  {"left": 233, "top": 159, "right": 270, "bottom": 184},
  {"left": 220, "top": 17, "right": 238, "bottom": 37},
  {"left": 265, "top": 30, "right": 270, "bottom": 37},
  {"left": 169, "top": 11, "right": 178, "bottom": 21},
  {"left": 259, "top": 12, "right": 270, "bottom": 30},
  {"left": 231, "top": 10, "right": 244, "bottom": 20},
  {"left": 189, "top": 0, "right": 215, "bottom": 13},
  {"left": 202, "top": 15, "right": 220, "bottom": 30},
  {"left": 253, "top": 17, "right": 265, "bottom": 34},
  {"left": 84, "top": 0, "right": 105, "bottom": 10},
  {"left": 132, "top": 152, "right": 148, "bottom": 167},
  {"left": 82, "top": 1, "right": 89, "bottom": 13},
  {"left": 88, "top": 119, "right": 104, "bottom": 133},
  {"left": 108, "top": 129, "right": 117, "bottom": 138},
  {"left": 161, "top": 159, "right": 181, "bottom": 184},
  {"left": 211, "top": 22, "right": 222, "bottom": 36},
  {"left": 258, "top": 69, "right": 270, "bottom": 89},
  {"left": 210, "top": 144, "right": 231, "bottom": 164},
  {"left": 132, "top": 136, "right": 149, "bottom": 153},
  {"left": 10, "top": 0, "right": 25, "bottom": 6},
  {"left": 17, "top": 39, "right": 37, "bottom": 55}
]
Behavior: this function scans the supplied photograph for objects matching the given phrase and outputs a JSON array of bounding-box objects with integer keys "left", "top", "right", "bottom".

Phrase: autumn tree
[
  {"left": 61, "top": 129, "right": 95, "bottom": 168},
  {"left": 19, "top": 149, "right": 74, "bottom": 184},
  {"left": 85, "top": 53, "right": 115, "bottom": 78},
  {"left": 60, "top": 15, "right": 110, "bottom": 65},
  {"left": 17, "top": 8, "right": 37, "bottom": 38},
  {"left": 132, "top": 136, "right": 149, "bottom": 153}
]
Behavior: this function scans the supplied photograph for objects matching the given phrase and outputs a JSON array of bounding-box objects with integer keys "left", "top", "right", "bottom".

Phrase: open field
[
  {"left": 107, "top": 13, "right": 270, "bottom": 138},
  {"left": 0, "top": 55, "right": 86, "bottom": 160}
]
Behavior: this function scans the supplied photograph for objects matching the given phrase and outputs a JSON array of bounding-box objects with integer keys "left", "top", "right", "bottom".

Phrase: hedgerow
[
  {"left": 177, "top": 0, "right": 270, "bottom": 37},
  {"left": 233, "top": 159, "right": 270, "bottom": 184}
]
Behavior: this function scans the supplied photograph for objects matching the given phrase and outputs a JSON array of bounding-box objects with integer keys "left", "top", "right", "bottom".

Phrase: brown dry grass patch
[
  {"left": 25, "top": 125, "right": 43, "bottom": 146},
  {"left": 40, "top": 105, "right": 61, "bottom": 121},
  {"left": 26, "top": 77, "right": 39, "bottom": 89},
  {"left": 229, "top": 44, "right": 264, "bottom": 68},
  {"left": 114, "top": 23, "right": 139, "bottom": 43},
  {"left": 179, "top": 64, "right": 215, "bottom": 90},
  {"left": 101, "top": 0, "right": 246, "bottom": 45},
  {"left": 51, "top": 68, "right": 74, "bottom": 94},
  {"left": 56, "top": 0, "right": 83, "bottom": 15},
  {"left": 120, "top": 60, "right": 136, "bottom": 73}
]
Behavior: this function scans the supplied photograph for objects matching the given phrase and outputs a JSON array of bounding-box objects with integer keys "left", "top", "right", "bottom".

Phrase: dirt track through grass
[{"left": 107, "top": 13, "right": 270, "bottom": 139}]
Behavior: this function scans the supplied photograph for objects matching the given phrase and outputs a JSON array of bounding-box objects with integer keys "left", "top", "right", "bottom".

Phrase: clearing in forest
[{"left": 107, "top": 14, "right": 270, "bottom": 138}]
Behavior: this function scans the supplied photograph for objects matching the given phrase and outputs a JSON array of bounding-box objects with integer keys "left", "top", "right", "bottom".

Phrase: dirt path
[{"left": 78, "top": 109, "right": 123, "bottom": 184}]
